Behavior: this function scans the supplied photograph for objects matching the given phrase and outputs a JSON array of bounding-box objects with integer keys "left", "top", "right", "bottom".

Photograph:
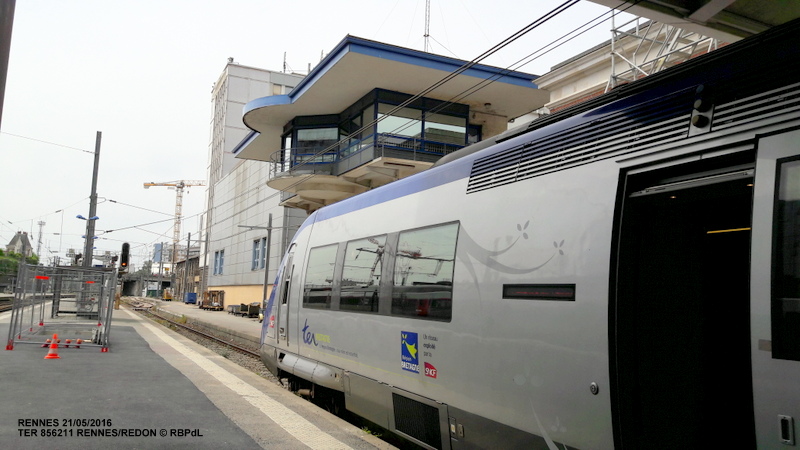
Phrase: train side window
[
  {"left": 340, "top": 235, "right": 386, "bottom": 313},
  {"left": 773, "top": 158, "right": 800, "bottom": 361},
  {"left": 303, "top": 244, "right": 337, "bottom": 310},
  {"left": 391, "top": 222, "right": 458, "bottom": 321}
]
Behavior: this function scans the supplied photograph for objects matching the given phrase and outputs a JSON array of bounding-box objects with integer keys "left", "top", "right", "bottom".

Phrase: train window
[
  {"left": 340, "top": 235, "right": 386, "bottom": 313},
  {"left": 303, "top": 244, "right": 337, "bottom": 310},
  {"left": 772, "top": 157, "right": 800, "bottom": 361},
  {"left": 391, "top": 222, "right": 458, "bottom": 321}
]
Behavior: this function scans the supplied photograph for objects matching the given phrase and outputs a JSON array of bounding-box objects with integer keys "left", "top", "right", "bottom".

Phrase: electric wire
[
  {"left": 90, "top": 2, "right": 641, "bottom": 263},
  {"left": 397, "top": 1, "right": 635, "bottom": 131},
  {"left": 106, "top": 199, "right": 174, "bottom": 216},
  {"left": 0, "top": 131, "right": 95, "bottom": 155},
  {"left": 226, "top": 0, "right": 584, "bottom": 207},
  {"left": 204, "top": 1, "right": 636, "bottom": 235},
  {"left": 208, "top": 0, "right": 575, "bottom": 218}
]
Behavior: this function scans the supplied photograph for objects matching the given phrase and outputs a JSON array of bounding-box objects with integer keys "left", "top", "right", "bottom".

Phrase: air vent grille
[
  {"left": 467, "top": 90, "right": 694, "bottom": 193},
  {"left": 713, "top": 81, "right": 800, "bottom": 132},
  {"left": 392, "top": 393, "right": 442, "bottom": 449}
]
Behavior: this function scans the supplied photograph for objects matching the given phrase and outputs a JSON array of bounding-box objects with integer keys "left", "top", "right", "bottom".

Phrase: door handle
[{"left": 780, "top": 415, "right": 795, "bottom": 445}]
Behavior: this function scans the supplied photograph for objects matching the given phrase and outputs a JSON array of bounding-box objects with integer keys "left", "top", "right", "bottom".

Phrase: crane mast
[{"left": 143, "top": 180, "right": 205, "bottom": 269}]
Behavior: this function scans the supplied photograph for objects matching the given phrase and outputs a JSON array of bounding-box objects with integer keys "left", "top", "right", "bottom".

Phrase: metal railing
[{"left": 268, "top": 133, "right": 465, "bottom": 180}]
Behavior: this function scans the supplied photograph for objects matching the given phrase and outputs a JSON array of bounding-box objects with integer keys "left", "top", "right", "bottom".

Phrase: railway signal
[{"left": 120, "top": 243, "right": 130, "bottom": 272}]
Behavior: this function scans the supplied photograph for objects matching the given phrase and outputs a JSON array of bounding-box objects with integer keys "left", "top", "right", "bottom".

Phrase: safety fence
[{"left": 5, "top": 264, "right": 117, "bottom": 353}]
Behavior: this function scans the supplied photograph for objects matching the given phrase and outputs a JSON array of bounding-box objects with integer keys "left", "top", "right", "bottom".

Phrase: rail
[{"left": 127, "top": 302, "right": 260, "bottom": 358}]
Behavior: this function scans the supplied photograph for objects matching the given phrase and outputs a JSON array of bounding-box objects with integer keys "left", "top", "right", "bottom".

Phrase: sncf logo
[{"left": 424, "top": 362, "right": 437, "bottom": 378}]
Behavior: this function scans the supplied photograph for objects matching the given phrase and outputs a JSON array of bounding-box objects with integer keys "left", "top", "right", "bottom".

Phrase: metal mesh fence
[{"left": 5, "top": 264, "right": 116, "bottom": 352}]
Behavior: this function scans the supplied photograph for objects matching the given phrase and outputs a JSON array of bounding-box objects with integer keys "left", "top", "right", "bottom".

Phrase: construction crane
[{"left": 143, "top": 180, "right": 205, "bottom": 269}]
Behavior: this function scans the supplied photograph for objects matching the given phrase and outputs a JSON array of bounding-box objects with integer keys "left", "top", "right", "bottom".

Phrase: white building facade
[{"left": 204, "top": 61, "right": 305, "bottom": 305}]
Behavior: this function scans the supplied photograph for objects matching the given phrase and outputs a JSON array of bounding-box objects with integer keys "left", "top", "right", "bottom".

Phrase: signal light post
[{"left": 119, "top": 242, "right": 130, "bottom": 273}]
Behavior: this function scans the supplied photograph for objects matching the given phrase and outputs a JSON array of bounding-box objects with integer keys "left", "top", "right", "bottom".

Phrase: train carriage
[{"left": 261, "top": 18, "right": 800, "bottom": 449}]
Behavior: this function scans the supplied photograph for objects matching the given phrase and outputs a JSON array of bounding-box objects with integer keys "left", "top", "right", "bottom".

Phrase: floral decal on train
[{"left": 459, "top": 219, "right": 565, "bottom": 276}]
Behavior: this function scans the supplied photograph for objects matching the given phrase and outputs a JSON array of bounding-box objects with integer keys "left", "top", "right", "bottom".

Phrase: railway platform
[
  {"left": 152, "top": 297, "right": 263, "bottom": 344},
  {"left": 0, "top": 301, "right": 394, "bottom": 450}
]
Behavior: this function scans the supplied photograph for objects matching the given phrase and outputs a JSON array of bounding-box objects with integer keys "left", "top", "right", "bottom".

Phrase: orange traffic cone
[
  {"left": 44, "top": 334, "right": 60, "bottom": 360},
  {"left": 41, "top": 338, "right": 51, "bottom": 348},
  {"left": 64, "top": 339, "right": 71, "bottom": 348},
  {"left": 75, "top": 339, "right": 82, "bottom": 349}
]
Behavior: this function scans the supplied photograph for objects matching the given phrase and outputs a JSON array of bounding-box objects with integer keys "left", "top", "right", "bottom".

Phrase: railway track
[
  {"left": 127, "top": 302, "right": 260, "bottom": 359},
  {"left": 0, "top": 300, "right": 12, "bottom": 313}
]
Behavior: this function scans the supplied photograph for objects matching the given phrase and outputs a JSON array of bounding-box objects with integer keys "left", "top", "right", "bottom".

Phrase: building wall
[
  {"left": 203, "top": 62, "right": 305, "bottom": 299},
  {"left": 205, "top": 157, "right": 306, "bottom": 305},
  {"left": 211, "top": 284, "right": 273, "bottom": 308},
  {"left": 208, "top": 63, "right": 304, "bottom": 185}
]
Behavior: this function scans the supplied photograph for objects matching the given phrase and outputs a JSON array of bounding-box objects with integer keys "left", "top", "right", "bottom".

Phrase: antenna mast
[{"left": 424, "top": 0, "right": 431, "bottom": 52}]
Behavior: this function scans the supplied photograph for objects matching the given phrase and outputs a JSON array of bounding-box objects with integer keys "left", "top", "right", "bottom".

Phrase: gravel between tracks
[{"left": 126, "top": 301, "right": 282, "bottom": 386}]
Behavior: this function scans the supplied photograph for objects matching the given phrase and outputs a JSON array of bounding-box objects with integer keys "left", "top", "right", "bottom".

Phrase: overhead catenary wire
[
  {"left": 92, "top": 2, "right": 642, "bottom": 260},
  {"left": 0, "top": 131, "right": 95, "bottom": 155},
  {"left": 201, "top": 1, "right": 638, "bottom": 236},
  {"left": 393, "top": 1, "right": 635, "bottom": 133},
  {"left": 222, "top": 0, "right": 600, "bottom": 208},
  {"left": 106, "top": 199, "right": 174, "bottom": 216},
  {"left": 201, "top": 2, "right": 639, "bottom": 234},
  {"left": 308, "top": 0, "right": 642, "bottom": 160},
  {"left": 6, "top": 4, "right": 634, "bottom": 266}
]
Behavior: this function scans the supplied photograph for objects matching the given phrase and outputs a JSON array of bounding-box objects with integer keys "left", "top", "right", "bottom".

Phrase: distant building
[
  {"left": 535, "top": 19, "right": 720, "bottom": 113},
  {"left": 201, "top": 60, "right": 306, "bottom": 305},
  {"left": 5, "top": 231, "right": 33, "bottom": 257}
]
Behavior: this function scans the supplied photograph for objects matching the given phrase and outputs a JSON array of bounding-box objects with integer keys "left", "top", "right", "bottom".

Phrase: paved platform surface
[
  {"left": 0, "top": 303, "right": 394, "bottom": 450},
  {"left": 153, "top": 298, "right": 263, "bottom": 343}
]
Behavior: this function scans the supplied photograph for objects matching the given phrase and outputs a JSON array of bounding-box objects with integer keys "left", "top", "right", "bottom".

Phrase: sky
[{"left": 0, "top": 0, "right": 634, "bottom": 269}]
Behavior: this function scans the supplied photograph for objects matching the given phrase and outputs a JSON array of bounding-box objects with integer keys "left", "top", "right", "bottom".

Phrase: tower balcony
[{"left": 266, "top": 132, "right": 465, "bottom": 211}]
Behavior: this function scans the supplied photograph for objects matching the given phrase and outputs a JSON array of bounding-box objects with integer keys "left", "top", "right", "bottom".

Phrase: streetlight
[{"left": 55, "top": 209, "right": 64, "bottom": 257}]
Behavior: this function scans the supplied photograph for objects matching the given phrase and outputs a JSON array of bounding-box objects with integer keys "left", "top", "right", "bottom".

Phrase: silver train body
[{"left": 261, "top": 19, "right": 800, "bottom": 449}]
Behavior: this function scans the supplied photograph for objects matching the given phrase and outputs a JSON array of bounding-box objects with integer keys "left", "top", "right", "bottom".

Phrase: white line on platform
[{"left": 138, "top": 319, "right": 353, "bottom": 450}]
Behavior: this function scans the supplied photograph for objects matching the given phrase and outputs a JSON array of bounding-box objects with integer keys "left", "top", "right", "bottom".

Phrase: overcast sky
[{"left": 0, "top": 0, "right": 633, "bottom": 269}]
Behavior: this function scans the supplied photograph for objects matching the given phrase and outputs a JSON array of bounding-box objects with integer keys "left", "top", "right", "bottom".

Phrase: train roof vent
[
  {"left": 713, "top": 81, "right": 800, "bottom": 133},
  {"left": 467, "top": 90, "right": 694, "bottom": 194}
]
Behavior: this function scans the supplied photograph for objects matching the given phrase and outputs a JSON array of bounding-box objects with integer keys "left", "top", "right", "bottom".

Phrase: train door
[
  {"left": 613, "top": 150, "right": 756, "bottom": 448},
  {"left": 751, "top": 129, "right": 800, "bottom": 447},
  {"left": 277, "top": 252, "right": 295, "bottom": 347}
]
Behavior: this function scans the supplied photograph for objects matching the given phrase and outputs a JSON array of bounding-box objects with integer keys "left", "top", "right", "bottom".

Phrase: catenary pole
[
  {"left": 82, "top": 131, "right": 102, "bottom": 267},
  {"left": 0, "top": 0, "right": 15, "bottom": 130}
]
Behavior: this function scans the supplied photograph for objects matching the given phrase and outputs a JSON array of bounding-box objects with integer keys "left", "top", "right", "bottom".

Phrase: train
[{"left": 259, "top": 18, "right": 800, "bottom": 449}]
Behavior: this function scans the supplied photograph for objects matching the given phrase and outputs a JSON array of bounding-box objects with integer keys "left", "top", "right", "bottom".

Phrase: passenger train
[{"left": 260, "top": 18, "right": 800, "bottom": 449}]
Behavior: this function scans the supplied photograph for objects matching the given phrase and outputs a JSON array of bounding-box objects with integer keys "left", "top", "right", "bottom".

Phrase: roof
[
  {"left": 589, "top": 0, "right": 800, "bottom": 42},
  {"left": 237, "top": 35, "right": 550, "bottom": 161},
  {"left": 6, "top": 231, "right": 32, "bottom": 254}
]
